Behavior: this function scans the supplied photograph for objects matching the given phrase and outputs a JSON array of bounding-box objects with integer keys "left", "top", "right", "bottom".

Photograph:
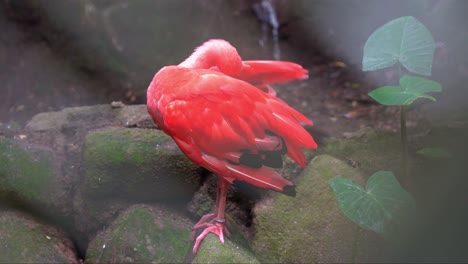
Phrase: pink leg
[{"left": 192, "top": 176, "right": 231, "bottom": 253}]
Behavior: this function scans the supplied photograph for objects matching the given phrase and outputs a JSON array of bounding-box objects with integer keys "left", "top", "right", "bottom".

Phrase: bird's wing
[
  {"left": 238, "top": 60, "right": 308, "bottom": 86},
  {"left": 160, "top": 70, "right": 316, "bottom": 192}
]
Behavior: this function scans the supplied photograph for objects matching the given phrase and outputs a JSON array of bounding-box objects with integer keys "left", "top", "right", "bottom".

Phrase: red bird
[{"left": 147, "top": 39, "right": 317, "bottom": 253}]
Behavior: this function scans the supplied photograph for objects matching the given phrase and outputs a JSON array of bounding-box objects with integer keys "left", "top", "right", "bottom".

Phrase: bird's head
[{"left": 179, "top": 39, "right": 242, "bottom": 77}]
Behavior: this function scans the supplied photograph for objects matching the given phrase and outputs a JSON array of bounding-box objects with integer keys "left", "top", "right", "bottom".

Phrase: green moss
[
  {"left": 82, "top": 128, "right": 200, "bottom": 201},
  {"left": 0, "top": 211, "right": 78, "bottom": 263},
  {"left": 322, "top": 129, "right": 402, "bottom": 177},
  {"left": 86, "top": 205, "right": 191, "bottom": 263},
  {"left": 253, "top": 155, "right": 375, "bottom": 263},
  {"left": 0, "top": 137, "right": 53, "bottom": 203},
  {"left": 84, "top": 128, "right": 169, "bottom": 166},
  {"left": 192, "top": 233, "right": 260, "bottom": 264}
]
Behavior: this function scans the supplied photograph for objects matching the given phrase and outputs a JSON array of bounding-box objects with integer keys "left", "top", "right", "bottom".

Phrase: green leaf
[
  {"left": 363, "top": 16, "right": 435, "bottom": 76},
  {"left": 416, "top": 147, "right": 452, "bottom": 159},
  {"left": 329, "top": 171, "right": 414, "bottom": 234},
  {"left": 368, "top": 75, "right": 442, "bottom": 105}
]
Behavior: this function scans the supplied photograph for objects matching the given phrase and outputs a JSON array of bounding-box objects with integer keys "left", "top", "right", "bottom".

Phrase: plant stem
[
  {"left": 397, "top": 63, "right": 410, "bottom": 188},
  {"left": 351, "top": 225, "right": 360, "bottom": 263},
  {"left": 400, "top": 105, "right": 409, "bottom": 188}
]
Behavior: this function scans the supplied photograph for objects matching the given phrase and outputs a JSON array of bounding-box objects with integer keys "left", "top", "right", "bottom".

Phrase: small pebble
[{"left": 111, "top": 101, "right": 125, "bottom": 108}]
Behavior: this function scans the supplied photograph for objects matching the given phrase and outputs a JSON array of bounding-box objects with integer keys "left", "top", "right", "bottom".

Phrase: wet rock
[
  {"left": 85, "top": 205, "right": 192, "bottom": 263},
  {"left": 252, "top": 154, "right": 380, "bottom": 263},
  {"left": 0, "top": 210, "right": 79, "bottom": 263}
]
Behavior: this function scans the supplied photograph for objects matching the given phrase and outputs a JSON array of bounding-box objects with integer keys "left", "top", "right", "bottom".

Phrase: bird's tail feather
[{"left": 225, "top": 163, "right": 295, "bottom": 196}]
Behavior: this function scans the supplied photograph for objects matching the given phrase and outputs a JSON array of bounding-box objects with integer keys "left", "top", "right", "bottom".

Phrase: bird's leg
[
  {"left": 213, "top": 176, "right": 231, "bottom": 231},
  {"left": 191, "top": 176, "right": 231, "bottom": 253}
]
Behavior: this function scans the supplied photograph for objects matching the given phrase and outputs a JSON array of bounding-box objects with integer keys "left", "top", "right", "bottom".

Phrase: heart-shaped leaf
[
  {"left": 363, "top": 16, "right": 435, "bottom": 76},
  {"left": 329, "top": 171, "right": 414, "bottom": 234},
  {"left": 368, "top": 75, "right": 442, "bottom": 105},
  {"left": 416, "top": 147, "right": 452, "bottom": 159}
]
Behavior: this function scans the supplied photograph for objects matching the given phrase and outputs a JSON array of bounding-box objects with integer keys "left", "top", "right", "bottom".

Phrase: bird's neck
[
  {"left": 178, "top": 49, "right": 211, "bottom": 69},
  {"left": 178, "top": 39, "right": 242, "bottom": 76}
]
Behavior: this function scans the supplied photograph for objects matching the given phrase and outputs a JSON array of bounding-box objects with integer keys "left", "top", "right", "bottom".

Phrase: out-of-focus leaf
[
  {"left": 363, "top": 16, "right": 435, "bottom": 76},
  {"left": 368, "top": 75, "right": 442, "bottom": 105},
  {"left": 329, "top": 171, "right": 414, "bottom": 234},
  {"left": 416, "top": 147, "right": 452, "bottom": 158}
]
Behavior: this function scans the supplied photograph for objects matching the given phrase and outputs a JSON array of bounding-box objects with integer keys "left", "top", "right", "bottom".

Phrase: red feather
[
  {"left": 148, "top": 66, "right": 316, "bottom": 190},
  {"left": 179, "top": 39, "right": 308, "bottom": 96}
]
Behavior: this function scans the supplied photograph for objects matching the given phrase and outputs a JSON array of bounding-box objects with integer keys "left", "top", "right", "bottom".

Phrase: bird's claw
[{"left": 191, "top": 213, "right": 230, "bottom": 253}]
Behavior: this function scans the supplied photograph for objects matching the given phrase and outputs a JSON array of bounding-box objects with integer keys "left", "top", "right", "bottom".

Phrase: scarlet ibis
[{"left": 147, "top": 39, "right": 317, "bottom": 253}]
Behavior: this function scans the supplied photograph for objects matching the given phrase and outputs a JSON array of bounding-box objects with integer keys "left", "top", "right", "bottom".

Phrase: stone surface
[
  {"left": 0, "top": 136, "right": 74, "bottom": 222},
  {"left": 192, "top": 233, "right": 259, "bottom": 264},
  {"left": 26, "top": 105, "right": 116, "bottom": 132},
  {"left": 191, "top": 212, "right": 259, "bottom": 264},
  {"left": 0, "top": 136, "right": 54, "bottom": 203},
  {"left": 26, "top": 104, "right": 153, "bottom": 132},
  {"left": 85, "top": 205, "right": 192, "bottom": 263},
  {"left": 324, "top": 128, "right": 402, "bottom": 176},
  {"left": 0, "top": 210, "right": 78, "bottom": 263},
  {"left": 81, "top": 127, "right": 201, "bottom": 202},
  {"left": 252, "top": 154, "right": 379, "bottom": 263}
]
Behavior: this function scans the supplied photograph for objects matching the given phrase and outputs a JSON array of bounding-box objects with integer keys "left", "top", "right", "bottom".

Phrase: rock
[
  {"left": 75, "top": 127, "right": 202, "bottom": 242},
  {"left": 81, "top": 127, "right": 200, "bottom": 202},
  {"left": 0, "top": 136, "right": 73, "bottom": 218},
  {"left": 324, "top": 128, "right": 402, "bottom": 176},
  {"left": 192, "top": 234, "right": 259, "bottom": 264},
  {"left": 25, "top": 104, "right": 154, "bottom": 132},
  {"left": 85, "top": 205, "right": 192, "bottom": 263},
  {"left": 25, "top": 105, "right": 116, "bottom": 132},
  {"left": 0, "top": 210, "right": 79, "bottom": 263},
  {"left": 191, "top": 215, "right": 260, "bottom": 264},
  {"left": 252, "top": 154, "right": 380, "bottom": 263},
  {"left": 85, "top": 205, "right": 259, "bottom": 263},
  {"left": 115, "top": 104, "right": 156, "bottom": 128}
]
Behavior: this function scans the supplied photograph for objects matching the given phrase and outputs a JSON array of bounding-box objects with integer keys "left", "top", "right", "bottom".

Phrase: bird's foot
[{"left": 191, "top": 213, "right": 230, "bottom": 253}]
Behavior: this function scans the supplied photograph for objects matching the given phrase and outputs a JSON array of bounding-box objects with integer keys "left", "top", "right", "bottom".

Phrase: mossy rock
[
  {"left": 26, "top": 104, "right": 155, "bottom": 132},
  {"left": 191, "top": 233, "right": 259, "bottom": 264},
  {"left": 115, "top": 104, "right": 156, "bottom": 128},
  {"left": 82, "top": 127, "right": 201, "bottom": 203},
  {"left": 323, "top": 128, "right": 402, "bottom": 177},
  {"left": 191, "top": 213, "right": 259, "bottom": 264},
  {"left": 252, "top": 154, "right": 379, "bottom": 263},
  {"left": 85, "top": 205, "right": 192, "bottom": 263},
  {"left": 0, "top": 136, "right": 60, "bottom": 209},
  {"left": 26, "top": 105, "right": 116, "bottom": 132},
  {"left": 0, "top": 210, "right": 78, "bottom": 263}
]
